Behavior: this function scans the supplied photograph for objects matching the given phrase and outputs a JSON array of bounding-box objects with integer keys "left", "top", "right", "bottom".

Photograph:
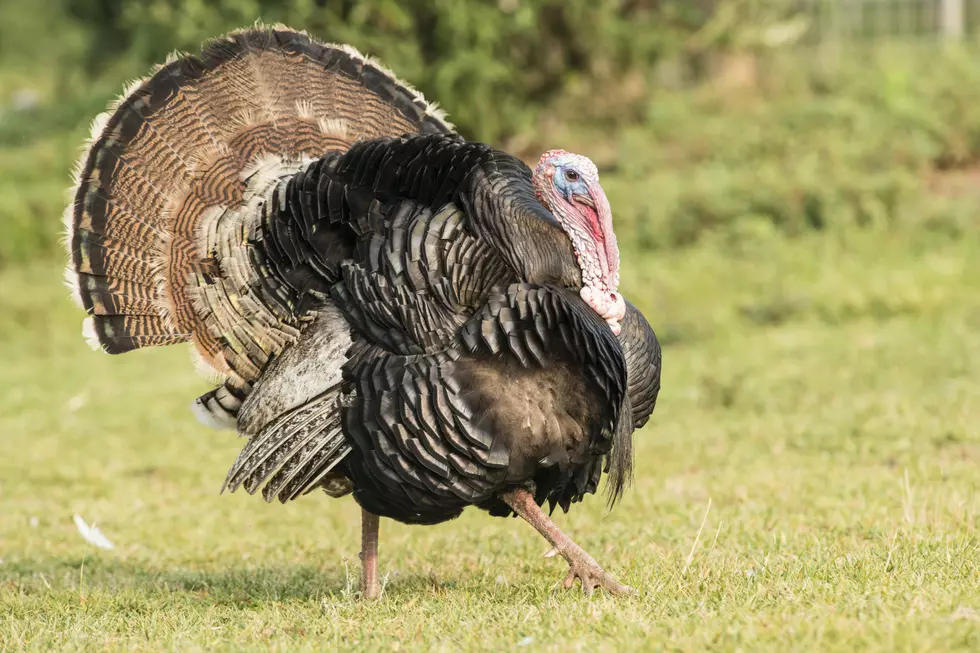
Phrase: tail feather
[
  {"left": 222, "top": 386, "right": 350, "bottom": 504},
  {"left": 191, "top": 384, "right": 242, "bottom": 431},
  {"left": 65, "top": 23, "right": 454, "bottom": 387}
]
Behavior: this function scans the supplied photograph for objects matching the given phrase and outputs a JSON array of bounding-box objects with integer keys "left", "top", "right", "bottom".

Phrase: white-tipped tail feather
[
  {"left": 81, "top": 317, "right": 102, "bottom": 352},
  {"left": 63, "top": 267, "right": 83, "bottom": 309},
  {"left": 191, "top": 396, "right": 238, "bottom": 431}
]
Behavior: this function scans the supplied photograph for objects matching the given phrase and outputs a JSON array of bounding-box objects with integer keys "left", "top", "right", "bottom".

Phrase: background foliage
[
  {"left": 14, "top": 0, "right": 980, "bottom": 264},
  {"left": 4, "top": 1, "right": 980, "bottom": 266}
]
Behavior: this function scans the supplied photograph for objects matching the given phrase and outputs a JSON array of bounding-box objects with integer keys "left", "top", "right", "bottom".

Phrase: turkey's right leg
[
  {"left": 501, "top": 488, "right": 634, "bottom": 596},
  {"left": 359, "top": 509, "right": 381, "bottom": 600}
]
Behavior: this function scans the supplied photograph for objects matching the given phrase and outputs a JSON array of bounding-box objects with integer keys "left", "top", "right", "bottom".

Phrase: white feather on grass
[{"left": 72, "top": 514, "right": 115, "bottom": 550}]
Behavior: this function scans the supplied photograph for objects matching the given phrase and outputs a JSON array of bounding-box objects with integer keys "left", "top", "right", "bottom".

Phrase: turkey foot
[
  {"left": 359, "top": 509, "right": 381, "bottom": 600},
  {"left": 501, "top": 488, "right": 635, "bottom": 597}
]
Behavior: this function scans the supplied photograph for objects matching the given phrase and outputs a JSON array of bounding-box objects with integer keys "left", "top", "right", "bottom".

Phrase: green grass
[{"left": 1, "top": 226, "right": 979, "bottom": 651}]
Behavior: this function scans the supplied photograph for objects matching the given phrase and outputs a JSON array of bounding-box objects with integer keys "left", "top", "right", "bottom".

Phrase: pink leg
[
  {"left": 501, "top": 488, "right": 634, "bottom": 596},
  {"left": 359, "top": 509, "right": 381, "bottom": 600}
]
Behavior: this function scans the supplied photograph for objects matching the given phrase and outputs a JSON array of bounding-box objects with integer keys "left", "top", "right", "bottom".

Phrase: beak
[{"left": 571, "top": 191, "right": 596, "bottom": 209}]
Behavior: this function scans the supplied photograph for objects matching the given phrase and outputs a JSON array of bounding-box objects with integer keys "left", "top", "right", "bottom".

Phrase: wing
[
  {"left": 618, "top": 299, "right": 662, "bottom": 429},
  {"left": 220, "top": 304, "right": 354, "bottom": 503}
]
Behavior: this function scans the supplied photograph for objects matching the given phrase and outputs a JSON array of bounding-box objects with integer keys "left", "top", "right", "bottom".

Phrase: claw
[{"left": 560, "top": 561, "right": 636, "bottom": 597}]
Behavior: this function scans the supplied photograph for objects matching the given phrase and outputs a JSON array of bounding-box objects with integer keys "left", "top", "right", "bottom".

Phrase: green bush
[
  {"left": 65, "top": 0, "right": 706, "bottom": 143},
  {"left": 598, "top": 43, "right": 980, "bottom": 250}
]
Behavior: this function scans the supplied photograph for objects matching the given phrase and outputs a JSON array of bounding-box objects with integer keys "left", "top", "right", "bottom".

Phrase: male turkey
[{"left": 64, "top": 25, "right": 661, "bottom": 598}]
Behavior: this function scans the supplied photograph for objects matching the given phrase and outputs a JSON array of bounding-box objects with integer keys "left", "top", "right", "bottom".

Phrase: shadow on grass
[{"left": 2, "top": 556, "right": 357, "bottom": 605}]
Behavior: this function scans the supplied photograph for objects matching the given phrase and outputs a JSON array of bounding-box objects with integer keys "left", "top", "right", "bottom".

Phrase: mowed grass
[{"left": 1, "top": 227, "right": 978, "bottom": 651}]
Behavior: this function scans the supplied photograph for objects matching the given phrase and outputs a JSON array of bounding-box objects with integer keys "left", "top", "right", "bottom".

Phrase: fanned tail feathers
[{"left": 64, "top": 23, "right": 454, "bottom": 394}]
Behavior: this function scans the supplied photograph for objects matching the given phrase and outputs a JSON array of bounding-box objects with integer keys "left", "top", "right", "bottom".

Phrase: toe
[
  {"left": 562, "top": 569, "right": 576, "bottom": 590},
  {"left": 604, "top": 578, "right": 636, "bottom": 596}
]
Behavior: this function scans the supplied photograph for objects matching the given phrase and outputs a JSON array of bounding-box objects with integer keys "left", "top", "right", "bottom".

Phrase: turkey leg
[
  {"left": 501, "top": 488, "right": 634, "bottom": 596},
  {"left": 359, "top": 509, "right": 381, "bottom": 600}
]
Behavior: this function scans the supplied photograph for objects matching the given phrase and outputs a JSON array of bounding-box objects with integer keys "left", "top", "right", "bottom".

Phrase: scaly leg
[
  {"left": 359, "top": 508, "right": 381, "bottom": 600},
  {"left": 501, "top": 488, "right": 634, "bottom": 596}
]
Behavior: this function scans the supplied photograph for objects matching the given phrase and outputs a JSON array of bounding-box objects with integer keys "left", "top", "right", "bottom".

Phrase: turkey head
[{"left": 532, "top": 150, "right": 626, "bottom": 335}]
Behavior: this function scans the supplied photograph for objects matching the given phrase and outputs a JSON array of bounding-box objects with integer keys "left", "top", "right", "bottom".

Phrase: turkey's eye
[{"left": 564, "top": 169, "right": 580, "bottom": 183}]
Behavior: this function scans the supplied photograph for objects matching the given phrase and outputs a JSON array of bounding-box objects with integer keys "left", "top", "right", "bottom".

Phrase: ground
[{"left": 1, "top": 227, "right": 978, "bottom": 651}]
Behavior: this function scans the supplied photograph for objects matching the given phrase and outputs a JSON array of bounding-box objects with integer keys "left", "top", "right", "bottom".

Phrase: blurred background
[
  {"left": 4, "top": 0, "right": 980, "bottom": 264},
  {"left": 1, "top": 2, "right": 978, "bottom": 649}
]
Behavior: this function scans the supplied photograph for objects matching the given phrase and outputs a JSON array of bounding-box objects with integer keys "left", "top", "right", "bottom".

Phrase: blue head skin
[{"left": 550, "top": 157, "right": 594, "bottom": 205}]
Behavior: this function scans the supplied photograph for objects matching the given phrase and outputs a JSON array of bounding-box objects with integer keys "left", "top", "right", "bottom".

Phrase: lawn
[{"left": 1, "top": 223, "right": 978, "bottom": 651}]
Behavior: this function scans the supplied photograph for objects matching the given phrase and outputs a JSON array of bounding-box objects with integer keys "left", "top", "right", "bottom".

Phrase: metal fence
[{"left": 795, "top": 0, "right": 980, "bottom": 42}]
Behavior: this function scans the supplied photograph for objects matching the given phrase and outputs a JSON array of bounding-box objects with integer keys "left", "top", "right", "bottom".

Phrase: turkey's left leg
[
  {"left": 359, "top": 509, "right": 381, "bottom": 600},
  {"left": 501, "top": 488, "right": 634, "bottom": 596}
]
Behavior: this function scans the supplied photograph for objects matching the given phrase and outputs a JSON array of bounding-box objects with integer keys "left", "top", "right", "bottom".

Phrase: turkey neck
[{"left": 457, "top": 152, "right": 584, "bottom": 290}]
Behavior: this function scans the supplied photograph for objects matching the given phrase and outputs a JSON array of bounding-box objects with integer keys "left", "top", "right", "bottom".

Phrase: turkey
[{"left": 63, "top": 24, "right": 661, "bottom": 598}]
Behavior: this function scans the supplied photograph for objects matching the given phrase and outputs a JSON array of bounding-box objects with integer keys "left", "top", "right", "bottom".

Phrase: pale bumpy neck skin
[{"left": 532, "top": 149, "right": 626, "bottom": 335}]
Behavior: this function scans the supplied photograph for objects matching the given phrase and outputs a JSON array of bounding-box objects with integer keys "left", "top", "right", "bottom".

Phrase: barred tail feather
[
  {"left": 64, "top": 23, "right": 454, "bottom": 388},
  {"left": 221, "top": 387, "right": 351, "bottom": 503}
]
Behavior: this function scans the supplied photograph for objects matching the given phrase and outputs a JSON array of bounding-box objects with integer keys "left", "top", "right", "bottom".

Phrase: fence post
[{"left": 941, "top": 0, "right": 965, "bottom": 39}]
